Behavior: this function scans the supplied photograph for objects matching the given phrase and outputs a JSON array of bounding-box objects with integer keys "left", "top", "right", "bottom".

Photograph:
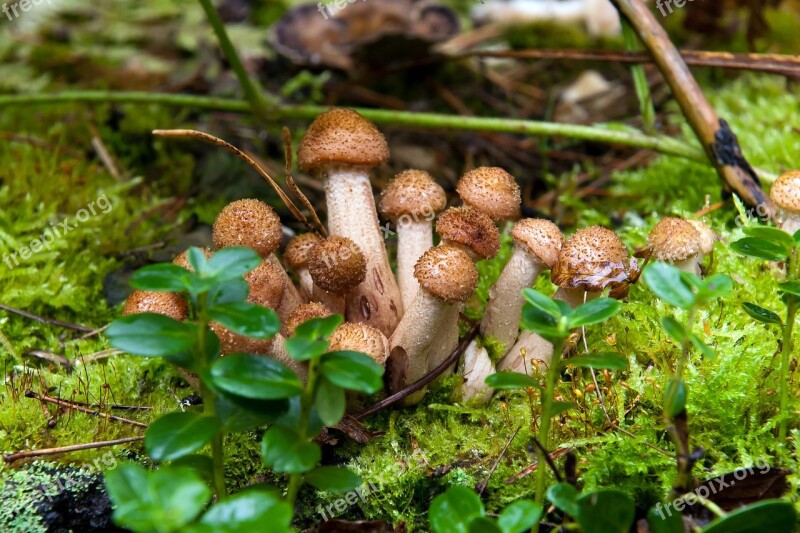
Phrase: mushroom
[
  {"left": 244, "top": 259, "right": 286, "bottom": 310},
  {"left": 285, "top": 233, "right": 323, "bottom": 300},
  {"left": 284, "top": 302, "right": 335, "bottom": 338},
  {"left": 210, "top": 323, "right": 308, "bottom": 383},
  {"left": 771, "top": 170, "right": 800, "bottom": 235},
  {"left": 123, "top": 290, "right": 187, "bottom": 321},
  {"left": 307, "top": 236, "right": 367, "bottom": 314},
  {"left": 378, "top": 169, "right": 447, "bottom": 309},
  {"left": 212, "top": 199, "right": 303, "bottom": 321},
  {"left": 456, "top": 167, "right": 521, "bottom": 222},
  {"left": 297, "top": 108, "right": 403, "bottom": 336},
  {"left": 387, "top": 245, "right": 479, "bottom": 404},
  {"left": 173, "top": 247, "right": 212, "bottom": 271},
  {"left": 329, "top": 322, "right": 390, "bottom": 367},
  {"left": 434, "top": 206, "right": 501, "bottom": 261},
  {"left": 647, "top": 217, "right": 706, "bottom": 275},
  {"left": 457, "top": 340, "right": 499, "bottom": 405}
]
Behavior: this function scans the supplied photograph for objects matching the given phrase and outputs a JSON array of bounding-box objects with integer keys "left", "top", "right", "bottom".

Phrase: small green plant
[
  {"left": 731, "top": 225, "right": 800, "bottom": 443},
  {"left": 429, "top": 485, "right": 542, "bottom": 533},
  {"left": 103, "top": 247, "right": 383, "bottom": 532}
]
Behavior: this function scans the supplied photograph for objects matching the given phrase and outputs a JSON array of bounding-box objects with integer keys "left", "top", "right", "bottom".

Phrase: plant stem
[
  {"left": 286, "top": 357, "right": 320, "bottom": 507},
  {"left": 675, "top": 308, "right": 697, "bottom": 383},
  {"left": 0, "top": 92, "right": 708, "bottom": 163},
  {"left": 621, "top": 20, "right": 656, "bottom": 134},
  {"left": 195, "top": 0, "right": 272, "bottom": 117},
  {"left": 535, "top": 339, "right": 564, "bottom": 505},
  {"left": 666, "top": 307, "right": 697, "bottom": 497},
  {"left": 779, "top": 248, "right": 798, "bottom": 442}
]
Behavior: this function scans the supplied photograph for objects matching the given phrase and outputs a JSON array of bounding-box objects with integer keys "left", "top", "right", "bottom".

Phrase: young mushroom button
[
  {"left": 770, "top": 170, "right": 800, "bottom": 236},
  {"left": 307, "top": 236, "right": 367, "bottom": 315},
  {"left": 379, "top": 169, "right": 447, "bottom": 309},
  {"left": 123, "top": 290, "right": 187, "bottom": 321},
  {"left": 647, "top": 217, "right": 705, "bottom": 275},
  {"left": 456, "top": 167, "right": 521, "bottom": 222},
  {"left": 329, "top": 322, "right": 390, "bottom": 367},
  {"left": 285, "top": 233, "right": 323, "bottom": 301},
  {"left": 297, "top": 108, "right": 403, "bottom": 336}
]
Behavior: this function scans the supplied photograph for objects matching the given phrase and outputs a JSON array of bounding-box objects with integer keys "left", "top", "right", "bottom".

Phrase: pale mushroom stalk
[
  {"left": 285, "top": 233, "right": 323, "bottom": 301},
  {"left": 298, "top": 109, "right": 403, "bottom": 336},
  {"left": 458, "top": 341, "right": 496, "bottom": 404}
]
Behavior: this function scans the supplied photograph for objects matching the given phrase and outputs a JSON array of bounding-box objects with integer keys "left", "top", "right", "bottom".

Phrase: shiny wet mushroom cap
[
  {"left": 456, "top": 167, "right": 521, "bottom": 221},
  {"left": 297, "top": 108, "right": 389, "bottom": 171},
  {"left": 414, "top": 244, "right": 479, "bottom": 303},
  {"left": 435, "top": 206, "right": 501, "bottom": 260},
  {"left": 123, "top": 290, "right": 187, "bottom": 321},
  {"left": 551, "top": 226, "right": 629, "bottom": 292},
  {"left": 212, "top": 199, "right": 283, "bottom": 257}
]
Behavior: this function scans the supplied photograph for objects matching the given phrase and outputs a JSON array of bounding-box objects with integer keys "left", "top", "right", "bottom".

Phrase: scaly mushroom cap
[
  {"left": 414, "top": 244, "right": 479, "bottom": 303},
  {"left": 688, "top": 220, "right": 716, "bottom": 255},
  {"left": 307, "top": 236, "right": 367, "bottom": 294},
  {"left": 285, "top": 233, "right": 323, "bottom": 270},
  {"left": 329, "top": 322, "right": 389, "bottom": 365},
  {"left": 379, "top": 169, "right": 447, "bottom": 220},
  {"left": 456, "top": 167, "right": 521, "bottom": 221},
  {"left": 284, "top": 302, "right": 334, "bottom": 337},
  {"left": 210, "top": 322, "right": 273, "bottom": 356},
  {"left": 123, "top": 290, "right": 187, "bottom": 321},
  {"left": 173, "top": 248, "right": 212, "bottom": 272},
  {"left": 511, "top": 219, "right": 564, "bottom": 269},
  {"left": 297, "top": 108, "right": 389, "bottom": 172},
  {"left": 244, "top": 259, "right": 285, "bottom": 309},
  {"left": 551, "top": 226, "right": 630, "bottom": 292},
  {"left": 435, "top": 206, "right": 501, "bottom": 260},
  {"left": 212, "top": 199, "right": 282, "bottom": 257},
  {"left": 770, "top": 170, "right": 800, "bottom": 214},
  {"left": 647, "top": 218, "right": 702, "bottom": 262}
]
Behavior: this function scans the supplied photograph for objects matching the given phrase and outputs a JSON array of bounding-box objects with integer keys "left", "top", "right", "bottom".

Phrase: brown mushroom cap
[
  {"left": 210, "top": 322, "right": 273, "bottom": 356},
  {"left": 212, "top": 199, "right": 282, "bottom": 257},
  {"left": 511, "top": 219, "right": 564, "bottom": 269},
  {"left": 173, "top": 248, "right": 212, "bottom": 272},
  {"left": 688, "top": 220, "right": 716, "bottom": 255},
  {"left": 285, "top": 233, "right": 323, "bottom": 270},
  {"left": 414, "top": 244, "right": 479, "bottom": 303},
  {"left": 244, "top": 259, "right": 285, "bottom": 309},
  {"left": 284, "top": 302, "right": 334, "bottom": 337},
  {"left": 551, "top": 226, "right": 630, "bottom": 292},
  {"left": 770, "top": 170, "right": 800, "bottom": 213},
  {"left": 647, "top": 218, "right": 702, "bottom": 262},
  {"left": 297, "top": 108, "right": 389, "bottom": 172},
  {"left": 329, "top": 322, "right": 389, "bottom": 365},
  {"left": 307, "top": 236, "right": 367, "bottom": 294},
  {"left": 435, "top": 206, "right": 501, "bottom": 260},
  {"left": 379, "top": 169, "right": 447, "bottom": 220},
  {"left": 456, "top": 167, "right": 521, "bottom": 221},
  {"left": 123, "top": 290, "right": 187, "bottom": 321}
]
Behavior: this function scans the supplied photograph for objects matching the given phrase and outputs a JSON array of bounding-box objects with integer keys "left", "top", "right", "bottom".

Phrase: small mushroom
[
  {"left": 770, "top": 170, "right": 800, "bottom": 235},
  {"left": 329, "top": 322, "right": 390, "bottom": 367},
  {"left": 173, "top": 247, "right": 212, "bottom": 271},
  {"left": 244, "top": 259, "right": 286, "bottom": 310},
  {"left": 456, "top": 167, "right": 521, "bottom": 222},
  {"left": 123, "top": 290, "right": 187, "bottom": 321},
  {"left": 435, "top": 206, "right": 501, "bottom": 261},
  {"left": 307, "top": 236, "right": 367, "bottom": 314},
  {"left": 647, "top": 217, "right": 706, "bottom": 275},
  {"left": 298, "top": 108, "right": 403, "bottom": 336},
  {"left": 284, "top": 302, "right": 335, "bottom": 338},
  {"left": 285, "top": 233, "right": 323, "bottom": 300},
  {"left": 379, "top": 169, "right": 447, "bottom": 309},
  {"left": 387, "top": 245, "right": 479, "bottom": 405}
]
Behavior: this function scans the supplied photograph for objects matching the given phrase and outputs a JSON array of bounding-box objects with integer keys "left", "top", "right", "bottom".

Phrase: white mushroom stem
[
  {"left": 267, "top": 334, "right": 308, "bottom": 383},
  {"left": 267, "top": 255, "right": 303, "bottom": 321},
  {"left": 310, "top": 286, "right": 345, "bottom": 315},
  {"left": 458, "top": 342, "right": 496, "bottom": 404},
  {"left": 396, "top": 219, "right": 434, "bottom": 309},
  {"left": 481, "top": 246, "right": 545, "bottom": 354},
  {"left": 781, "top": 217, "right": 800, "bottom": 236},
  {"left": 296, "top": 268, "right": 314, "bottom": 301},
  {"left": 674, "top": 255, "right": 704, "bottom": 276},
  {"left": 325, "top": 168, "right": 403, "bottom": 335},
  {"left": 424, "top": 304, "right": 461, "bottom": 372}
]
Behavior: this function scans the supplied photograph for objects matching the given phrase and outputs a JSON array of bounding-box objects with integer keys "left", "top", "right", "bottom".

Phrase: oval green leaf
[
  {"left": 131, "top": 264, "right": 192, "bottom": 292},
  {"left": 730, "top": 237, "right": 789, "bottom": 262},
  {"left": 305, "top": 466, "right": 362, "bottom": 492},
  {"left": 566, "top": 353, "right": 628, "bottom": 370},
  {"left": 642, "top": 262, "right": 696, "bottom": 310},
  {"left": 701, "top": 499, "right": 796, "bottom": 533},
  {"left": 319, "top": 351, "right": 384, "bottom": 394},
  {"left": 566, "top": 298, "right": 622, "bottom": 330},
  {"left": 210, "top": 353, "right": 304, "bottom": 400},
  {"left": 742, "top": 303, "right": 782, "bottom": 325},
  {"left": 485, "top": 372, "right": 541, "bottom": 390},
  {"left": 522, "top": 289, "right": 563, "bottom": 319},
  {"left": 199, "top": 490, "right": 293, "bottom": 532},
  {"left": 293, "top": 315, "right": 344, "bottom": 341},
  {"left": 546, "top": 483, "right": 580, "bottom": 517},
  {"left": 145, "top": 412, "right": 219, "bottom": 461},
  {"left": 315, "top": 377, "right": 345, "bottom": 427},
  {"left": 208, "top": 302, "right": 279, "bottom": 339},
  {"left": 575, "top": 489, "right": 635, "bottom": 533},
  {"left": 743, "top": 226, "right": 795, "bottom": 250},
  {"left": 429, "top": 485, "right": 484, "bottom": 533},
  {"left": 261, "top": 425, "right": 320, "bottom": 474},
  {"left": 660, "top": 316, "right": 688, "bottom": 343},
  {"left": 204, "top": 247, "right": 262, "bottom": 281},
  {"left": 107, "top": 314, "right": 196, "bottom": 357},
  {"left": 497, "top": 499, "right": 542, "bottom": 533}
]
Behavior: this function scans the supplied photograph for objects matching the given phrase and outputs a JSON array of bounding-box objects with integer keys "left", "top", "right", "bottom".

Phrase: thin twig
[
  {"left": 505, "top": 448, "right": 571, "bottom": 484},
  {"left": 25, "top": 389, "right": 148, "bottom": 428},
  {"left": 282, "top": 127, "right": 327, "bottom": 236},
  {"left": 3, "top": 436, "right": 143, "bottom": 463},
  {"left": 0, "top": 304, "right": 93, "bottom": 332},
  {"left": 476, "top": 426, "right": 522, "bottom": 495}
]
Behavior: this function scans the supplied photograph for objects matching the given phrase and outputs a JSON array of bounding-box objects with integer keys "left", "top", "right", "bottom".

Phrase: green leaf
[
  {"left": 485, "top": 372, "right": 541, "bottom": 390},
  {"left": 794, "top": 228, "right": 800, "bottom": 244},
  {"left": 105, "top": 463, "right": 211, "bottom": 532},
  {"left": 187, "top": 247, "right": 208, "bottom": 274},
  {"left": 107, "top": 314, "right": 196, "bottom": 357},
  {"left": 690, "top": 334, "right": 716, "bottom": 359},
  {"left": 315, "top": 377, "right": 346, "bottom": 427},
  {"left": 566, "top": 298, "right": 622, "bottom": 329},
  {"left": 429, "top": 486, "right": 485, "bottom": 533},
  {"left": 664, "top": 378, "right": 687, "bottom": 417},
  {"left": 730, "top": 237, "right": 789, "bottom": 262},
  {"left": 145, "top": 412, "right": 219, "bottom": 461},
  {"left": 131, "top": 264, "right": 192, "bottom": 292},
  {"left": 497, "top": 500, "right": 542, "bottom": 533},
  {"left": 293, "top": 315, "right": 344, "bottom": 341},
  {"left": 660, "top": 316, "right": 688, "bottom": 343},
  {"left": 565, "top": 353, "right": 628, "bottom": 370},
  {"left": 208, "top": 302, "right": 279, "bottom": 339},
  {"left": 642, "top": 263, "right": 695, "bottom": 309},
  {"left": 779, "top": 281, "right": 800, "bottom": 297},
  {"left": 204, "top": 247, "right": 262, "bottom": 280},
  {"left": 284, "top": 336, "right": 329, "bottom": 362},
  {"left": 305, "top": 466, "right": 362, "bottom": 492},
  {"left": 575, "top": 489, "right": 635, "bottom": 533},
  {"left": 647, "top": 505, "right": 684, "bottom": 533},
  {"left": 743, "top": 226, "right": 795, "bottom": 250},
  {"left": 320, "top": 351, "right": 384, "bottom": 393},
  {"left": 171, "top": 455, "right": 215, "bottom": 483},
  {"left": 742, "top": 303, "right": 782, "bottom": 325},
  {"left": 210, "top": 354, "right": 304, "bottom": 400},
  {"left": 701, "top": 499, "right": 796, "bottom": 533},
  {"left": 261, "top": 425, "right": 320, "bottom": 474},
  {"left": 546, "top": 483, "right": 580, "bottom": 517},
  {"left": 697, "top": 274, "right": 734, "bottom": 302},
  {"left": 521, "top": 305, "right": 566, "bottom": 341},
  {"left": 199, "top": 490, "right": 293, "bottom": 532},
  {"left": 552, "top": 401, "right": 576, "bottom": 416},
  {"left": 214, "top": 394, "right": 287, "bottom": 433},
  {"left": 522, "top": 289, "right": 563, "bottom": 319},
  {"left": 207, "top": 277, "right": 249, "bottom": 306},
  {"left": 468, "top": 517, "right": 502, "bottom": 533}
]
